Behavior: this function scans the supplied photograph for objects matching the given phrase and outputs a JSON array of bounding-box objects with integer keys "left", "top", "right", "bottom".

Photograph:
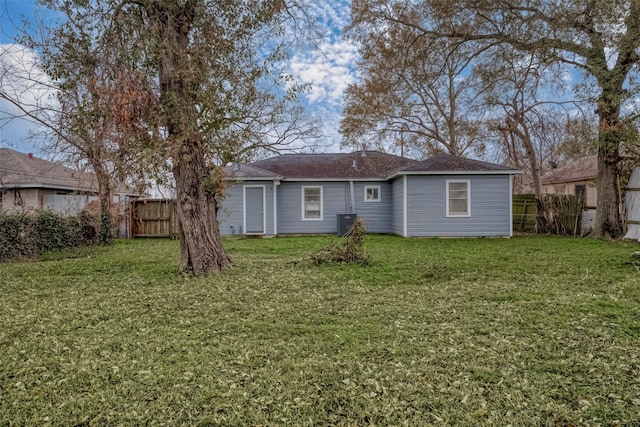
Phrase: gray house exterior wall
[
  {"left": 274, "top": 180, "right": 394, "bottom": 235},
  {"left": 350, "top": 181, "right": 393, "bottom": 234},
  {"left": 220, "top": 180, "right": 395, "bottom": 236},
  {"left": 405, "top": 174, "right": 512, "bottom": 237},
  {"left": 276, "top": 181, "right": 350, "bottom": 234},
  {"left": 391, "top": 177, "right": 405, "bottom": 236},
  {"left": 218, "top": 180, "right": 276, "bottom": 236},
  {"left": 218, "top": 153, "right": 517, "bottom": 238},
  {"left": 218, "top": 175, "right": 513, "bottom": 237}
]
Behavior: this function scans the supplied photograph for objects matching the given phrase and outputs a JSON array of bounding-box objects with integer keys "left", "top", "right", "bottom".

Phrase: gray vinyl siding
[
  {"left": 219, "top": 175, "right": 513, "bottom": 237},
  {"left": 218, "top": 180, "right": 275, "bottom": 236},
  {"left": 351, "top": 181, "right": 393, "bottom": 233},
  {"left": 391, "top": 177, "right": 405, "bottom": 236},
  {"left": 277, "top": 181, "right": 351, "bottom": 234},
  {"left": 406, "top": 175, "right": 512, "bottom": 237},
  {"left": 275, "top": 181, "right": 394, "bottom": 234}
]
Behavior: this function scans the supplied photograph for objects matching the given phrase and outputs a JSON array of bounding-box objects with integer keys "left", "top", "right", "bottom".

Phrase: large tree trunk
[
  {"left": 173, "top": 145, "right": 231, "bottom": 274},
  {"left": 91, "top": 159, "right": 114, "bottom": 245},
  {"left": 593, "top": 116, "right": 622, "bottom": 238},
  {"left": 150, "top": 0, "right": 231, "bottom": 275}
]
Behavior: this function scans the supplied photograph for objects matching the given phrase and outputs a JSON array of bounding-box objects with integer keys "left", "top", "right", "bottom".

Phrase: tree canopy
[
  {"left": 346, "top": 0, "right": 640, "bottom": 237},
  {"left": 4, "top": 0, "right": 318, "bottom": 274}
]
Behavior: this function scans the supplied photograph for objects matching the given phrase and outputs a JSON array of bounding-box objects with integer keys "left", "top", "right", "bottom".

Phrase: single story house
[
  {"left": 0, "top": 148, "right": 138, "bottom": 235},
  {"left": 218, "top": 151, "right": 521, "bottom": 237},
  {"left": 1, "top": 148, "right": 98, "bottom": 214},
  {"left": 540, "top": 155, "right": 597, "bottom": 233},
  {"left": 541, "top": 155, "right": 597, "bottom": 208}
]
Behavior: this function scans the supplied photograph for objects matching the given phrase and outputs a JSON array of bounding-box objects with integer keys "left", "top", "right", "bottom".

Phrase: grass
[{"left": 1, "top": 235, "right": 639, "bottom": 426}]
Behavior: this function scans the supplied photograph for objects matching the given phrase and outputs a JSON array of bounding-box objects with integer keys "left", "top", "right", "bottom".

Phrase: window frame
[
  {"left": 446, "top": 179, "right": 471, "bottom": 217},
  {"left": 301, "top": 185, "right": 323, "bottom": 221},
  {"left": 364, "top": 185, "right": 381, "bottom": 203}
]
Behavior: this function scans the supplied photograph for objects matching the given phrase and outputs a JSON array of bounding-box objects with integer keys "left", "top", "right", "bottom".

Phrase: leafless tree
[{"left": 353, "top": 0, "right": 640, "bottom": 236}]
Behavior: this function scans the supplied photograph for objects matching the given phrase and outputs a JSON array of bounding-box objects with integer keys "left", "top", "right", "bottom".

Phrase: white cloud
[
  {"left": 2, "top": 1, "right": 358, "bottom": 154},
  {"left": 286, "top": 1, "right": 359, "bottom": 151},
  {"left": 288, "top": 24, "right": 358, "bottom": 105},
  {"left": 0, "top": 43, "right": 57, "bottom": 153}
]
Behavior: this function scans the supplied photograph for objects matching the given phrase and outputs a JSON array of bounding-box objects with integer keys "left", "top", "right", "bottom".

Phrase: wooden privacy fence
[
  {"left": 129, "top": 199, "right": 178, "bottom": 238},
  {"left": 513, "top": 194, "right": 584, "bottom": 236},
  {"left": 512, "top": 194, "right": 537, "bottom": 233},
  {"left": 536, "top": 194, "right": 584, "bottom": 236}
]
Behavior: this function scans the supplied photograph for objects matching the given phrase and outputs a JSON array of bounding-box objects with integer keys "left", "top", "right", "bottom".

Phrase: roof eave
[
  {"left": 541, "top": 176, "right": 596, "bottom": 185},
  {"left": 224, "top": 176, "right": 282, "bottom": 181},
  {"left": 280, "top": 177, "right": 389, "bottom": 181},
  {"left": 225, "top": 176, "right": 389, "bottom": 181},
  {"left": 0, "top": 183, "right": 98, "bottom": 192},
  {"left": 389, "top": 170, "right": 523, "bottom": 179}
]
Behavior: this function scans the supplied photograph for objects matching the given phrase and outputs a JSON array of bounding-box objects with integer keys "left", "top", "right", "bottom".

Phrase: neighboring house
[
  {"left": 540, "top": 155, "right": 597, "bottom": 233},
  {"left": 218, "top": 151, "right": 521, "bottom": 237},
  {"left": 0, "top": 148, "right": 135, "bottom": 217},
  {"left": 540, "top": 155, "right": 597, "bottom": 208}
]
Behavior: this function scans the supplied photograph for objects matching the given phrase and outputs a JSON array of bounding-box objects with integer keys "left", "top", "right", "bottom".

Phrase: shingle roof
[
  {"left": 228, "top": 151, "right": 519, "bottom": 180},
  {"left": 398, "top": 153, "right": 519, "bottom": 174},
  {"left": 0, "top": 148, "right": 138, "bottom": 195},
  {"left": 222, "top": 163, "right": 279, "bottom": 179},
  {"left": 249, "top": 151, "right": 418, "bottom": 179},
  {"left": 0, "top": 148, "right": 99, "bottom": 191},
  {"left": 540, "top": 155, "right": 597, "bottom": 185}
]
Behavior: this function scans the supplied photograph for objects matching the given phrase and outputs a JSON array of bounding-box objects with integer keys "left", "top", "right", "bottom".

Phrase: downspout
[
  {"left": 349, "top": 180, "right": 356, "bottom": 213},
  {"left": 509, "top": 174, "right": 513, "bottom": 237},
  {"left": 403, "top": 175, "right": 408, "bottom": 237},
  {"left": 273, "top": 179, "right": 279, "bottom": 236}
]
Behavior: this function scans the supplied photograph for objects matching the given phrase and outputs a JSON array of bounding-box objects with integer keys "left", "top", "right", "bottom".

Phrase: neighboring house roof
[
  {"left": 0, "top": 148, "right": 136, "bottom": 195},
  {"left": 0, "top": 148, "right": 98, "bottom": 192},
  {"left": 397, "top": 153, "right": 520, "bottom": 175},
  {"left": 248, "top": 151, "right": 418, "bottom": 179},
  {"left": 540, "top": 155, "right": 597, "bottom": 185}
]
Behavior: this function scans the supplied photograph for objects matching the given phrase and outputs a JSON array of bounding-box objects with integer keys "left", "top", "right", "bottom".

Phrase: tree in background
[
  {"left": 353, "top": 0, "right": 640, "bottom": 237},
  {"left": 558, "top": 117, "right": 599, "bottom": 162},
  {"left": 342, "top": 12, "right": 489, "bottom": 157},
  {"left": 0, "top": 12, "right": 150, "bottom": 244},
  {"left": 478, "top": 45, "right": 579, "bottom": 196}
]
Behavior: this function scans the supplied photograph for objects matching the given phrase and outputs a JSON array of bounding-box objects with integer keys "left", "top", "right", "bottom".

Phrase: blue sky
[
  {"left": 0, "top": 0, "right": 356, "bottom": 155},
  {"left": 1, "top": 1, "right": 41, "bottom": 153}
]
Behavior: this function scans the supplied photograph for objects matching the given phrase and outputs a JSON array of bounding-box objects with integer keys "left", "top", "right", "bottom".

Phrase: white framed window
[
  {"left": 364, "top": 185, "right": 381, "bottom": 202},
  {"left": 302, "top": 186, "right": 323, "bottom": 220},
  {"left": 446, "top": 180, "right": 470, "bottom": 217}
]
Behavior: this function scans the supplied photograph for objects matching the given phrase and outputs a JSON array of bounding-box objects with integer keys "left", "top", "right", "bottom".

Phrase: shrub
[
  {"left": 0, "top": 210, "right": 100, "bottom": 262},
  {"left": 72, "top": 210, "right": 100, "bottom": 246},
  {"left": 0, "top": 213, "right": 36, "bottom": 261},
  {"left": 32, "top": 210, "right": 69, "bottom": 253}
]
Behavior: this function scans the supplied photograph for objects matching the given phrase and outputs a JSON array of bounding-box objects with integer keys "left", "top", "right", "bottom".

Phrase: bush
[
  {"left": 0, "top": 213, "right": 36, "bottom": 261},
  {"left": 0, "top": 210, "right": 100, "bottom": 262},
  {"left": 70, "top": 210, "right": 100, "bottom": 246},
  {"left": 32, "top": 210, "right": 69, "bottom": 253}
]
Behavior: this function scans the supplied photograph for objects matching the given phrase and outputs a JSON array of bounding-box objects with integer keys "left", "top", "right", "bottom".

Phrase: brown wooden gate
[{"left": 129, "top": 199, "right": 178, "bottom": 238}]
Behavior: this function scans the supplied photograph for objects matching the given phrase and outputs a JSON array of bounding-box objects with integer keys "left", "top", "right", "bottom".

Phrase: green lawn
[{"left": 1, "top": 235, "right": 639, "bottom": 426}]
